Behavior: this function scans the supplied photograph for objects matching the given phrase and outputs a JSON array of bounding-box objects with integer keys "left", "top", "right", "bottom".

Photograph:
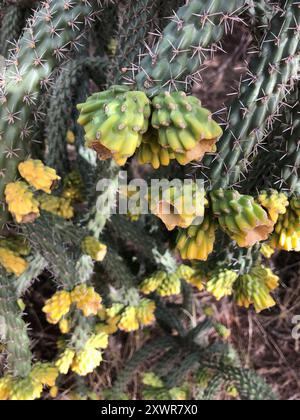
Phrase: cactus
[
  {"left": 0, "top": 3, "right": 27, "bottom": 57},
  {"left": 200, "top": 0, "right": 300, "bottom": 189},
  {"left": 0, "top": 0, "right": 97, "bottom": 226},
  {"left": 135, "top": 0, "right": 248, "bottom": 96},
  {"left": 0, "top": 269, "right": 32, "bottom": 377}
]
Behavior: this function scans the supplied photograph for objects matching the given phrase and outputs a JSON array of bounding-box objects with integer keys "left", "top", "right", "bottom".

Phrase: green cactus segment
[
  {"left": 46, "top": 57, "right": 107, "bottom": 175},
  {"left": 176, "top": 214, "right": 216, "bottom": 261},
  {"left": 113, "top": 0, "right": 154, "bottom": 82},
  {"left": 210, "top": 190, "right": 273, "bottom": 247},
  {"left": 0, "top": 269, "right": 32, "bottom": 377},
  {"left": 77, "top": 86, "right": 151, "bottom": 165},
  {"left": 0, "top": 0, "right": 95, "bottom": 227},
  {"left": 152, "top": 92, "right": 223, "bottom": 164},
  {"left": 150, "top": 181, "right": 206, "bottom": 231},
  {"left": 22, "top": 212, "right": 87, "bottom": 290},
  {"left": 135, "top": 0, "right": 247, "bottom": 96},
  {"left": 273, "top": 107, "right": 300, "bottom": 195},
  {"left": 206, "top": 269, "right": 239, "bottom": 300},
  {"left": 202, "top": 0, "right": 300, "bottom": 189},
  {"left": 0, "top": 4, "right": 26, "bottom": 57}
]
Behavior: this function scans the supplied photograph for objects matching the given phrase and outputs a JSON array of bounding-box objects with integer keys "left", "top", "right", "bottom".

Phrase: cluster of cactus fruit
[{"left": 0, "top": 0, "right": 299, "bottom": 400}]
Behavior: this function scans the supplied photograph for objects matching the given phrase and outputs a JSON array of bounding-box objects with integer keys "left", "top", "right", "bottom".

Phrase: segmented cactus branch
[
  {"left": 135, "top": 0, "right": 248, "bottom": 96},
  {"left": 112, "top": 0, "right": 156, "bottom": 83},
  {"left": 46, "top": 57, "right": 107, "bottom": 174},
  {"left": 200, "top": 0, "right": 300, "bottom": 189},
  {"left": 0, "top": 0, "right": 98, "bottom": 228},
  {"left": 22, "top": 212, "right": 87, "bottom": 290},
  {"left": 0, "top": 4, "right": 27, "bottom": 57},
  {"left": 0, "top": 269, "right": 32, "bottom": 377}
]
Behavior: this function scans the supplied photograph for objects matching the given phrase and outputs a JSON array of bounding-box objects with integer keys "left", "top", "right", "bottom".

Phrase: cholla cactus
[{"left": 0, "top": 0, "right": 299, "bottom": 401}]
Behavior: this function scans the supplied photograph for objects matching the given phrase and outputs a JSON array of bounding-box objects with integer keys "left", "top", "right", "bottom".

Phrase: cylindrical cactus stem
[
  {"left": 0, "top": 3, "right": 27, "bottom": 57},
  {"left": 0, "top": 269, "right": 32, "bottom": 377},
  {"left": 135, "top": 0, "right": 248, "bottom": 96},
  {"left": 112, "top": 0, "right": 156, "bottom": 83},
  {"left": 246, "top": 0, "right": 276, "bottom": 33},
  {"left": 268, "top": 102, "right": 300, "bottom": 195},
  {"left": 22, "top": 212, "right": 88, "bottom": 290},
  {"left": 0, "top": 0, "right": 98, "bottom": 228},
  {"left": 46, "top": 57, "right": 107, "bottom": 175},
  {"left": 200, "top": 0, "right": 300, "bottom": 189},
  {"left": 14, "top": 253, "right": 47, "bottom": 297}
]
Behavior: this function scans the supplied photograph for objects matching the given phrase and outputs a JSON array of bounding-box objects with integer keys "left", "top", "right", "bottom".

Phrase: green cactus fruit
[
  {"left": 234, "top": 265, "right": 279, "bottom": 313},
  {"left": 210, "top": 190, "right": 274, "bottom": 248},
  {"left": 151, "top": 92, "right": 222, "bottom": 164},
  {"left": 150, "top": 181, "right": 206, "bottom": 231},
  {"left": 206, "top": 269, "right": 239, "bottom": 301},
  {"left": 176, "top": 214, "right": 216, "bottom": 261},
  {"left": 257, "top": 190, "right": 289, "bottom": 223},
  {"left": 156, "top": 272, "right": 181, "bottom": 297},
  {"left": 137, "top": 129, "right": 175, "bottom": 169},
  {"left": 77, "top": 86, "right": 151, "bottom": 166},
  {"left": 269, "top": 197, "right": 300, "bottom": 251},
  {"left": 140, "top": 271, "right": 167, "bottom": 295}
]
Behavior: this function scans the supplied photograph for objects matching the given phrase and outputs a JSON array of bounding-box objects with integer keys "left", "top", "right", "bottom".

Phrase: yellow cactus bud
[
  {"left": 71, "top": 284, "right": 102, "bottom": 317},
  {"left": 18, "top": 159, "right": 60, "bottom": 193},
  {"left": 62, "top": 171, "right": 85, "bottom": 202},
  {"left": 5, "top": 181, "right": 40, "bottom": 223},
  {"left": 258, "top": 190, "right": 289, "bottom": 223},
  {"left": 260, "top": 243, "right": 275, "bottom": 258},
  {"left": 157, "top": 272, "right": 181, "bottom": 297},
  {"left": 0, "top": 235, "right": 31, "bottom": 256},
  {"left": 136, "top": 299, "right": 156, "bottom": 327},
  {"left": 38, "top": 194, "right": 74, "bottom": 219},
  {"left": 176, "top": 264, "right": 195, "bottom": 281},
  {"left": 234, "top": 265, "right": 278, "bottom": 313},
  {"left": 118, "top": 306, "right": 139, "bottom": 332},
  {"left": 140, "top": 271, "right": 166, "bottom": 294},
  {"left": 59, "top": 318, "right": 70, "bottom": 334},
  {"left": 176, "top": 215, "right": 216, "bottom": 261},
  {"left": 9, "top": 377, "right": 43, "bottom": 401},
  {"left": 81, "top": 236, "right": 107, "bottom": 262},
  {"left": 30, "top": 363, "right": 59, "bottom": 387},
  {"left": 206, "top": 269, "right": 239, "bottom": 300},
  {"left": 0, "top": 376, "right": 13, "bottom": 400},
  {"left": 71, "top": 348, "right": 103, "bottom": 376},
  {"left": 55, "top": 349, "right": 75, "bottom": 374},
  {"left": 85, "top": 332, "right": 109, "bottom": 350},
  {"left": 0, "top": 247, "right": 28, "bottom": 276},
  {"left": 49, "top": 386, "right": 59, "bottom": 398},
  {"left": 66, "top": 130, "right": 76, "bottom": 144},
  {"left": 187, "top": 275, "right": 205, "bottom": 291},
  {"left": 42, "top": 290, "right": 72, "bottom": 325},
  {"left": 96, "top": 316, "right": 120, "bottom": 335}
]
